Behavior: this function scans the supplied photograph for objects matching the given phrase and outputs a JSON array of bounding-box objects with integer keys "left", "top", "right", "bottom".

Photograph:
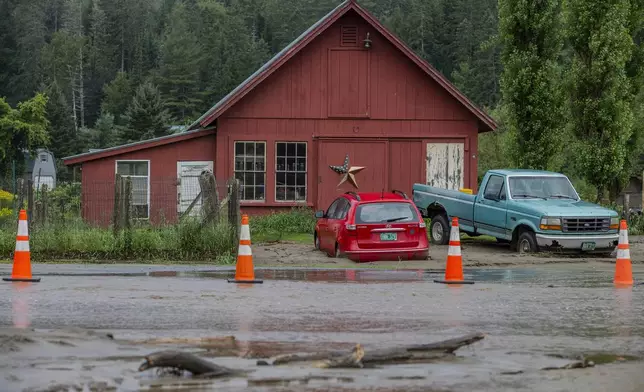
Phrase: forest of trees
[{"left": 0, "top": 0, "right": 642, "bottom": 201}]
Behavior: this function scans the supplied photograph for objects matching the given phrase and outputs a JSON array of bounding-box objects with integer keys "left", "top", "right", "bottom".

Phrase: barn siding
[
  {"left": 223, "top": 12, "right": 474, "bottom": 122},
  {"left": 80, "top": 135, "right": 216, "bottom": 226},
  {"left": 217, "top": 118, "right": 477, "bottom": 209}
]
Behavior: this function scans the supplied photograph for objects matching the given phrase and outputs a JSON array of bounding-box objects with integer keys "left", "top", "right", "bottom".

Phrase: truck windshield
[
  {"left": 355, "top": 202, "right": 419, "bottom": 224},
  {"left": 509, "top": 176, "right": 579, "bottom": 200}
]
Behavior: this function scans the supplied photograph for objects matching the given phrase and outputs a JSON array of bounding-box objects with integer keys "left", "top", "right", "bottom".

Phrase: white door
[
  {"left": 177, "top": 161, "right": 214, "bottom": 216},
  {"left": 426, "top": 143, "right": 464, "bottom": 190}
]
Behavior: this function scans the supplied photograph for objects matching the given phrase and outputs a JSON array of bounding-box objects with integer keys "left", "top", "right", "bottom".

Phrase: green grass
[
  {"left": 0, "top": 206, "right": 502, "bottom": 264},
  {"left": 0, "top": 218, "right": 238, "bottom": 263}
]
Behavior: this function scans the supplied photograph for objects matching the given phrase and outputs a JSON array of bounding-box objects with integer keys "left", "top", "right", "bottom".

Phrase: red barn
[{"left": 63, "top": 0, "right": 496, "bottom": 226}]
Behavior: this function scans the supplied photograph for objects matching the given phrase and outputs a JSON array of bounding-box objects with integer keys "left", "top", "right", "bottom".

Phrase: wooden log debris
[
  {"left": 138, "top": 333, "right": 485, "bottom": 380},
  {"left": 138, "top": 350, "right": 244, "bottom": 378},
  {"left": 260, "top": 333, "right": 484, "bottom": 367}
]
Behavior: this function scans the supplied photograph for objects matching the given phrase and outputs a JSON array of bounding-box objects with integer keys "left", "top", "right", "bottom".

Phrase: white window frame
[
  {"left": 275, "top": 141, "right": 308, "bottom": 203},
  {"left": 233, "top": 141, "right": 266, "bottom": 202},
  {"left": 115, "top": 159, "right": 150, "bottom": 220}
]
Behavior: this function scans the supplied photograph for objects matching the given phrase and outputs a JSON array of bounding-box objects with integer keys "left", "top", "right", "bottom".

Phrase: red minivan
[{"left": 314, "top": 191, "right": 429, "bottom": 262}]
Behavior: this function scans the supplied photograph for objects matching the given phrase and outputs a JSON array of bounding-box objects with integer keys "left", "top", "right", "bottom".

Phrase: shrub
[{"left": 0, "top": 189, "right": 13, "bottom": 210}]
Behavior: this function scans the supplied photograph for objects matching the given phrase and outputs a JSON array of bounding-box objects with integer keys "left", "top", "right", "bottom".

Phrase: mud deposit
[
  {"left": 1, "top": 266, "right": 643, "bottom": 391},
  {"left": 252, "top": 238, "right": 644, "bottom": 269}
]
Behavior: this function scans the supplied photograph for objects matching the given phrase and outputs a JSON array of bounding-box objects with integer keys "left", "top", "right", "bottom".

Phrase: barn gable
[{"left": 188, "top": 0, "right": 497, "bottom": 132}]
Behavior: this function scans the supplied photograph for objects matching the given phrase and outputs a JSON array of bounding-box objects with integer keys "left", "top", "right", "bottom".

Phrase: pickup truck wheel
[
  {"left": 430, "top": 214, "right": 450, "bottom": 245},
  {"left": 517, "top": 231, "right": 538, "bottom": 254}
]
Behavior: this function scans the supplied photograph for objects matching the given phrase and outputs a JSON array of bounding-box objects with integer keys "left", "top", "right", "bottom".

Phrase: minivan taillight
[{"left": 419, "top": 221, "right": 426, "bottom": 228}]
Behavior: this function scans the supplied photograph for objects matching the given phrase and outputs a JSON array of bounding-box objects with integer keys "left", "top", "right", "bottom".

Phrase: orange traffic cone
[
  {"left": 3, "top": 210, "right": 40, "bottom": 283},
  {"left": 228, "top": 214, "right": 263, "bottom": 284},
  {"left": 614, "top": 219, "right": 633, "bottom": 286},
  {"left": 434, "top": 217, "right": 474, "bottom": 285}
]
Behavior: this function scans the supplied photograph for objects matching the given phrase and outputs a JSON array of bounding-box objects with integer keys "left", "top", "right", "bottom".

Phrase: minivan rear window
[{"left": 355, "top": 202, "right": 419, "bottom": 224}]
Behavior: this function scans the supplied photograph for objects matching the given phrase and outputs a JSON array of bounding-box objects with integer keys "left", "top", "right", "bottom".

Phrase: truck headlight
[
  {"left": 610, "top": 217, "right": 619, "bottom": 230},
  {"left": 540, "top": 217, "right": 562, "bottom": 231}
]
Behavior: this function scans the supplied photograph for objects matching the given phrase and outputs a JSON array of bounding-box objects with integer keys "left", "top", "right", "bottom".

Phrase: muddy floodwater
[{"left": 1, "top": 264, "right": 643, "bottom": 392}]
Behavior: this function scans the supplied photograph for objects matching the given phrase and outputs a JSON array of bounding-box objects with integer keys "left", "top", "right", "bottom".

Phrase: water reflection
[{"left": 11, "top": 281, "right": 32, "bottom": 328}]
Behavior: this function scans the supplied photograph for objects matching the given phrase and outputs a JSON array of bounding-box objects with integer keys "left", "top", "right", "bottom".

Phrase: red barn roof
[{"left": 188, "top": 0, "right": 497, "bottom": 132}]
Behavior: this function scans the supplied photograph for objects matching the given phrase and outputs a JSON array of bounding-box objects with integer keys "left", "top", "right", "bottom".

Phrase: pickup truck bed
[{"left": 413, "top": 184, "right": 477, "bottom": 235}]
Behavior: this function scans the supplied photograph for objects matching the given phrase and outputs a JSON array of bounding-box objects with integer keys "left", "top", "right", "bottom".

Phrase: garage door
[
  {"left": 177, "top": 161, "right": 214, "bottom": 216},
  {"left": 426, "top": 142, "right": 464, "bottom": 190},
  {"left": 317, "top": 141, "right": 386, "bottom": 210}
]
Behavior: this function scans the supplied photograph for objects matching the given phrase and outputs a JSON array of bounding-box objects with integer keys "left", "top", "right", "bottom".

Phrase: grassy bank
[
  {"left": 0, "top": 218, "right": 239, "bottom": 263},
  {"left": 0, "top": 207, "right": 318, "bottom": 263},
  {"left": 0, "top": 207, "right": 495, "bottom": 263}
]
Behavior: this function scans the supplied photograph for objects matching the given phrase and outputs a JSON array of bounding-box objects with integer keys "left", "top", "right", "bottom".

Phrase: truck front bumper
[{"left": 535, "top": 233, "right": 619, "bottom": 250}]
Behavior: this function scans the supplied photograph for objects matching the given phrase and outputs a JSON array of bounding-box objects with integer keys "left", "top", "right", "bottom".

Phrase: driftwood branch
[
  {"left": 138, "top": 350, "right": 242, "bottom": 378},
  {"left": 260, "top": 333, "right": 484, "bottom": 367},
  {"left": 541, "top": 356, "right": 595, "bottom": 371}
]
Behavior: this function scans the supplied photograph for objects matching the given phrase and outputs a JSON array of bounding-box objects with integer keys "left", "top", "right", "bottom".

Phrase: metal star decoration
[{"left": 329, "top": 154, "right": 365, "bottom": 189}]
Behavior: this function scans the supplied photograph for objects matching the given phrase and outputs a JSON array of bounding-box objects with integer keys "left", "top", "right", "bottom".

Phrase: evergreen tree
[
  {"left": 565, "top": 0, "right": 634, "bottom": 199},
  {"left": 499, "top": 0, "right": 565, "bottom": 170},
  {"left": 87, "top": 0, "right": 116, "bottom": 127},
  {"left": 120, "top": 81, "right": 172, "bottom": 143},
  {"left": 197, "top": 1, "right": 271, "bottom": 110},
  {"left": 43, "top": 81, "right": 79, "bottom": 159},
  {"left": 158, "top": 1, "right": 204, "bottom": 121},
  {"left": 91, "top": 111, "right": 117, "bottom": 148},
  {"left": 101, "top": 71, "right": 132, "bottom": 125}
]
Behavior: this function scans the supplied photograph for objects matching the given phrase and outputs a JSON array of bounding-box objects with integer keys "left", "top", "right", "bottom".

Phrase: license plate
[
  {"left": 380, "top": 233, "right": 397, "bottom": 241},
  {"left": 581, "top": 242, "right": 596, "bottom": 251}
]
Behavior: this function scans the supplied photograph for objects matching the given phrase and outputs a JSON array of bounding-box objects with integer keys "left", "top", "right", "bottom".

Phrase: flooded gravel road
[{"left": 1, "top": 264, "right": 643, "bottom": 392}]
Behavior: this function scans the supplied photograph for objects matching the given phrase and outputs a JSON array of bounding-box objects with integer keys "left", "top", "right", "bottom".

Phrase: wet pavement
[{"left": 1, "top": 264, "right": 643, "bottom": 391}]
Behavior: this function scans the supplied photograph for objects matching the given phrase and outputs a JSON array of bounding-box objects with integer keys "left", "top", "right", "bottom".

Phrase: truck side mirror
[{"left": 315, "top": 210, "right": 325, "bottom": 219}]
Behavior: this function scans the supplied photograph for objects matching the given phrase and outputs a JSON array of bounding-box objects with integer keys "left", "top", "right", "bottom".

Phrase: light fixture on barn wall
[{"left": 363, "top": 32, "right": 372, "bottom": 49}]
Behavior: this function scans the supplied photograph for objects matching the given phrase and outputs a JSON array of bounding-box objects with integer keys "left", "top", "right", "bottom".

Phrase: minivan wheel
[
  {"left": 517, "top": 231, "right": 538, "bottom": 254},
  {"left": 430, "top": 214, "right": 450, "bottom": 245},
  {"left": 314, "top": 232, "right": 320, "bottom": 250}
]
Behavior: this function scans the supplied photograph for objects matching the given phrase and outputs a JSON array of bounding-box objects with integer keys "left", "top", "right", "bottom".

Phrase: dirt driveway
[{"left": 253, "top": 237, "right": 644, "bottom": 269}]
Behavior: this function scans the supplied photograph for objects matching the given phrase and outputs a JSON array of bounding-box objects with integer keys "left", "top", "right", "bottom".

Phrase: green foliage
[
  {"left": 120, "top": 81, "right": 172, "bottom": 143},
  {"left": 477, "top": 106, "right": 515, "bottom": 183},
  {"left": 0, "top": 93, "right": 50, "bottom": 179},
  {"left": 0, "top": 218, "right": 237, "bottom": 263},
  {"left": 250, "top": 207, "right": 316, "bottom": 241},
  {"left": 158, "top": 1, "right": 205, "bottom": 121},
  {"left": 43, "top": 81, "right": 78, "bottom": 160},
  {"left": 102, "top": 72, "right": 133, "bottom": 125},
  {"left": 565, "top": 0, "right": 635, "bottom": 199},
  {"left": 499, "top": 0, "right": 565, "bottom": 171},
  {"left": 90, "top": 111, "right": 117, "bottom": 149}
]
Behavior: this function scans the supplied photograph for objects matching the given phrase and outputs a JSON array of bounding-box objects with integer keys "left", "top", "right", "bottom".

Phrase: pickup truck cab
[{"left": 412, "top": 169, "right": 620, "bottom": 253}]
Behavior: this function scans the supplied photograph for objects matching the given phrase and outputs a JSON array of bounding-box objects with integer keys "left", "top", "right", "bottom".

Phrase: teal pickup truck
[{"left": 412, "top": 169, "right": 620, "bottom": 253}]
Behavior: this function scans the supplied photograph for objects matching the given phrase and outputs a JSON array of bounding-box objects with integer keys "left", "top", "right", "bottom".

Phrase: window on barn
[
  {"left": 234, "top": 141, "right": 266, "bottom": 201},
  {"left": 116, "top": 161, "right": 149, "bottom": 219},
  {"left": 275, "top": 142, "right": 306, "bottom": 202}
]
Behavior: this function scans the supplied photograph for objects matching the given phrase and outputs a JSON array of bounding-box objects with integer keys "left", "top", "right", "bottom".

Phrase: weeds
[
  {"left": 0, "top": 208, "right": 319, "bottom": 262},
  {"left": 249, "top": 207, "right": 316, "bottom": 241},
  {"left": 0, "top": 218, "right": 237, "bottom": 263}
]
